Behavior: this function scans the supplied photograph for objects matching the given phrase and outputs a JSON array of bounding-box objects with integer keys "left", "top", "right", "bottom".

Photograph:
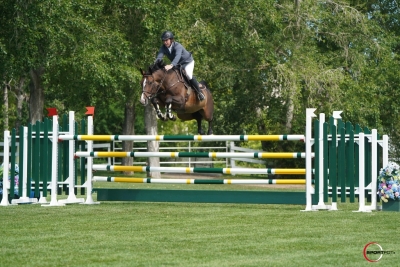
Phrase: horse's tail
[{"left": 200, "top": 80, "right": 211, "bottom": 91}]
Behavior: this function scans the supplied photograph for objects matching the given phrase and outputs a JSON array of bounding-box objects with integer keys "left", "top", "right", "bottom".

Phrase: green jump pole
[
  {"left": 27, "top": 124, "right": 33, "bottom": 198},
  {"left": 346, "top": 122, "right": 355, "bottom": 203},
  {"left": 323, "top": 122, "right": 329, "bottom": 202},
  {"left": 42, "top": 119, "right": 49, "bottom": 197},
  {"left": 18, "top": 125, "right": 24, "bottom": 197},
  {"left": 313, "top": 119, "right": 320, "bottom": 205},
  {"left": 329, "top": 123, "right": 337, "bottom": 205},
  {"left": 62, "top": 114, "right": 69, "bottom": 194},
  {"left": 339, "top": 127, "right": 346, "bottom": 203},
  {"left": 33, "top": 121, "right": 40, "bottom": 198},
  {"left": 80, "top": 118, "right": 86, "bottom": 195}
]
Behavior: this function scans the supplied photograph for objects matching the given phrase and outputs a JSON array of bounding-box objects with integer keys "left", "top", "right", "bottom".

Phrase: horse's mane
[{"left": 149, "top": 60, "right": 166, "bottom": 73}]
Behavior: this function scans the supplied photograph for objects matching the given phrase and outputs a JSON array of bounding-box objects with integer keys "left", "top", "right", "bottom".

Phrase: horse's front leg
[
  {"left": 165, "top": 98, "right": 176, "bottom": 121},
  {"left": 151, "top": 98, "right": 167, "bottom": 121}
]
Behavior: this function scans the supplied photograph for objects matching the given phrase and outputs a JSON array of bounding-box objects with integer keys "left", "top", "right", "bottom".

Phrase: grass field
[{"left": 0, "top": 178, "right": 397, "bottom": 267}]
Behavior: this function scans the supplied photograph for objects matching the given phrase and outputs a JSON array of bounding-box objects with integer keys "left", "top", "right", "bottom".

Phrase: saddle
[
  {"left": 175, "top": 65, "right": 204, "bottom": 90},
  {"left": 175, "top": 65, "right": 191, "bottom": 88}
]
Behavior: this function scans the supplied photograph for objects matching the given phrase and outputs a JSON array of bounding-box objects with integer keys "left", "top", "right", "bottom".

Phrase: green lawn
[{"left": 0, "top": 184, "right": 396, "bottom": 267}]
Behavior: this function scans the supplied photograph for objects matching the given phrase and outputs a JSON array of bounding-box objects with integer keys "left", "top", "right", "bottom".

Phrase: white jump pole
[
  {"left": 366, "top": 129, "right": 378, "bottom": 211},
  {"left": 312, "top": 113, "right": 330, "bottom": 210},
  {"left": 354, "top": 132, "right": 370, "bottom": 212},
  {"left": 22, "top": 127, "right": 29, "bottom": 201},
  {"left": 59, "top": 111, "right": 84, "bottom": 204},
  {"left": 302, "top": 108, "right": 316, "bottom": 211},
  {"left": 382, "top": 135, "right": 388, "bottom": 167},
  {"left": 377, "top": 135, "right": 389, "bottom": 211},
  {"left": 82, "top": 115, "right": 99, "bottom": 205},
  {"left": 329, "top": 111, "right": 342, "bottom": 211},
  {"left": 43, "top": 114, "right": 64, "bottom": 207},
  {"left": 0, "top": 131, "right": 11, "bottom": 206},
  {"left": 318, "top": 113, "right": 325, "bottom": 207}
]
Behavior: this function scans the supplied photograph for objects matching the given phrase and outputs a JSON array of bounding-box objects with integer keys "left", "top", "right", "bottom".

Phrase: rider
[{"left": 155, "top": 31, "right": 205, "bottom": 101}]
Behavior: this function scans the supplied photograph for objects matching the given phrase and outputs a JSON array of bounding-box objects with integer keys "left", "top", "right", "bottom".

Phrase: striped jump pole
[
  {"left": 93, "top": 176, "right": 309, "bottom": 184},
  {"left": 92, "top": 165, "right": 306, "bottom": 175},
  {"left": 76, "top": 151, "right": 313, "bottom": 159},
  {"left": 59, "top": 134, "right": 305, "bottom": 142}
]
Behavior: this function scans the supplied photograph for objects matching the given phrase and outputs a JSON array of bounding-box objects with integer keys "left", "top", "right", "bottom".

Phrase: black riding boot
[{"left": 190, "top": 77, "right": 205, "bottom": 101}]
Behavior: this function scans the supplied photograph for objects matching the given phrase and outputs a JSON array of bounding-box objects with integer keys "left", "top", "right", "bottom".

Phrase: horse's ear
[{"left": 140, "top": 68, "right": 144, "bottom": 75}]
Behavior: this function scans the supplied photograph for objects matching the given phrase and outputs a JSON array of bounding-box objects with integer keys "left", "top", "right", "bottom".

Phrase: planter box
[{"left": 382, "top": 200, "right": 400, "bottom": 212}]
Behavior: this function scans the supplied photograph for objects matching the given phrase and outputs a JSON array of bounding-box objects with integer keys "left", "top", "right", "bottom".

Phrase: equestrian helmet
[{"left": 161, "top": 31, "right": 174, "bottom": 40}]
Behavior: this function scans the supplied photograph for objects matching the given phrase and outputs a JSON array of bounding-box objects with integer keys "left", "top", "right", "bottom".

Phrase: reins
[
  {"left": 143, "top": 68, "right": 185, "bottom": 99},
  {"left": 142, "top": 71, "right": 167, "bottom": 100}
]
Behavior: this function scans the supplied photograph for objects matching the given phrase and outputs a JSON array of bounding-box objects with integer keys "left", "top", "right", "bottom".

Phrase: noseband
[
  {"left": 142, "top": 71, "right": 168, "bottom": 100},
  {"left": 142, "top": 68, "right": 185, "bottom": 102}
]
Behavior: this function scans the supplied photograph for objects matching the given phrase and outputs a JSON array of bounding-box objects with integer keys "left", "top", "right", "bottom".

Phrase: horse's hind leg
[
  {"left": 192, "top": 112, "right": 204, "bottom": 135},
  {"left": 207, "top": 120, "right": 213, "bottom": 135},
  {"left": 196, "top": 118, "right": 204, "bottom": 135}
]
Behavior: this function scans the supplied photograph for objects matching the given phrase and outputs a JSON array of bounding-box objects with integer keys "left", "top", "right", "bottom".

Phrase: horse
[{"left": 139, "top": 60, "right": 214, "bottom": 135}]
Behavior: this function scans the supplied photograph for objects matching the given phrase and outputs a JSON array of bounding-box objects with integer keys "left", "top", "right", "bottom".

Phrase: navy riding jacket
[{"left": 155, "top": 41, "right": 193, "bottom": 67}]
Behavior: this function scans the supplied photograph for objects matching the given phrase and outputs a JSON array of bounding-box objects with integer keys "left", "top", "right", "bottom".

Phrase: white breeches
[{"left": 185, "top": 60, "right": 195, "bottom": 79}]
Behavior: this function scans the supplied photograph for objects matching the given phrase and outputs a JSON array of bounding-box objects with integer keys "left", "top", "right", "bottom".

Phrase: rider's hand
[{"left": 165, "top": 64, "right": 173, "bottom": 71}]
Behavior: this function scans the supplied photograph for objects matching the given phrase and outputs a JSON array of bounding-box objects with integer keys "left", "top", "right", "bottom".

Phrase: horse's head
[{"left": 139, "top": 61, "right": 167, "bottom": 106}]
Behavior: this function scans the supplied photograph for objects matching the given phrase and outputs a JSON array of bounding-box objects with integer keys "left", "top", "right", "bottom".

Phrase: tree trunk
[
  {"left": 15, "top": 77, "right": 27, "bottom": 130},
  {"left": 295, "top": 0, "right": 301, "bottom": 10},
  {"left": 121, "top": 102, "right": 135, "bottom": 174},
  {"left": 145, "top": 104, "right": 160, "bottom": 178},
  {"left": 29, "top": 67, "right": 45, "bottom": 124},
  {"left": 285, "top": 96, "right": 294, "bottom": 132}
]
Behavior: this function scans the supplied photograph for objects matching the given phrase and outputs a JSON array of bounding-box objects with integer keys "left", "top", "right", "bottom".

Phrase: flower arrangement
[
  {"left": 378, "top": 162, "right": 400, "bottom": 202},
  {"left": 0, "top": 163, "right": 19, "bottom": 196}
]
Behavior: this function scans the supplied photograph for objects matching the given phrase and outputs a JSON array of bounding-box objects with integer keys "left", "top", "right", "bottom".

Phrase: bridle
[
  {"left": 142, "top": 71, "right": 167, "bottom": 100},
  {"left": 142, "top": 69, "right": 183, "bottom": 100}
]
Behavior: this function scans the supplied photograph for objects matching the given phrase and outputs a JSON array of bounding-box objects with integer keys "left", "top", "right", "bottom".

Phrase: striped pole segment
[
  {"left": 93, "top": 176, "right": 308, "bottom": 184},
  {"left": 92, "top": 165, "right": 306, "bottom": 175},
  {"left": 76, "top": 151, "right": 312, "bottom": 159},
  {"left": 59, "top": 134, "right": 305, "bottom": 142}
]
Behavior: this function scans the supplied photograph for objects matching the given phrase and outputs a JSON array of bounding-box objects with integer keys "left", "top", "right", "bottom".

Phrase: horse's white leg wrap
[
  {"left": 155, "top": 104, "right": 166, "bottom": 120},
  {"left": 166, "top": 104, "right": 176, "bottom": 120}
]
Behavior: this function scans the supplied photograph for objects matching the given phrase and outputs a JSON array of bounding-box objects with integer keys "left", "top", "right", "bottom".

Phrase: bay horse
[{"left": 140, "top": 60, "right": 214, "bottom": 135}]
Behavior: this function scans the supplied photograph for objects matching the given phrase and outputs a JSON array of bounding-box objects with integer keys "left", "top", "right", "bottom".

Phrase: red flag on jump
[
  {"left": 85, "top": 106, "right": 95, "bottom": 116},
  {"left": 46, "top": 108, "right": 58, "bottom": 117}
]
